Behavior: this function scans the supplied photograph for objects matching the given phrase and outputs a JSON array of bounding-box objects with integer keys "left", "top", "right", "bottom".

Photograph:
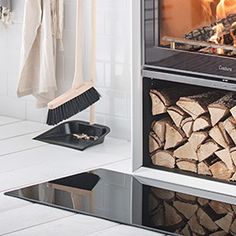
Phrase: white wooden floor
[{"left": 0, "top": 116, "right": 163, "bottom": 236}]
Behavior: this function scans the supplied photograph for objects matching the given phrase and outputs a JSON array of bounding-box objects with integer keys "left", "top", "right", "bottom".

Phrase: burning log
[
  {"left": 185, "top": 14, "right": 236, "bottom": 42},
  {"left": 164, "top": 123, "right": 186, "bottom": 149},
  {"left": 230, "top": 22, "right": 236, "bottom": 48},
  {"left": 177, "top": 91, "right": 225, "bottom": 120},
  {"left": 209, "top": 23, "right": 225, "bottom": 55},
  {"left": 208, "top": 92, "right": 236, "bottom": 126},
  {"left": 151, "top": 150, "right": 175, "bottom": 168}
]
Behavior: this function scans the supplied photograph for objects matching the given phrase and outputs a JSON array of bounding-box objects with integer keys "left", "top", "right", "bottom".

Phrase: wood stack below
[{"left": 149, "top": 86, "right": 236, "bottom": 182}]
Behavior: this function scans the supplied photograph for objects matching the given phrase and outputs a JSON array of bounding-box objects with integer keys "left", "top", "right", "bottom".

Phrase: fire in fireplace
[
  {"left": 161, "top": 0, "right": 236, "bottom": 57},
  {"left": 143, "top": 0, "right": 236, "bottom": 79}
]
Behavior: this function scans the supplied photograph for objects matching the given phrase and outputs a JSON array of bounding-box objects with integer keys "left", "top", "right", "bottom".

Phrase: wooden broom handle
[
  {"left": 89, "top": 0, "right": 96, "bottom": 84},
  {"left": 89, "top": 0, "right": 97, "bottom": 124},
  {"left": 72, "top": 0, "right": 84, "bottom": 89},
  {"left": 72, "top": 0, "right": 96, "bottom": 124}
]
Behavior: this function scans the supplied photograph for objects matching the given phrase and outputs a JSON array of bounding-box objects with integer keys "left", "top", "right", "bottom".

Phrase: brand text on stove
[{"left": 219, "top": 65, "right": 233, "bottom": 72}]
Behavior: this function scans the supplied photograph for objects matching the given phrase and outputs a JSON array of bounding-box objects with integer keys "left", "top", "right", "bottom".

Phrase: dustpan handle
[
  {"left": 89, "top": 0, "right": 96, "bottom": 124},
  {"left": 72, "top": 0, "right": 84, "bottom": 88}
]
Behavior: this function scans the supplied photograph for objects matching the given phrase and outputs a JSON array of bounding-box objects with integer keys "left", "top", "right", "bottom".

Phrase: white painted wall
[{"left": 0, "top": 0, "right": 132, "bottom": 140}]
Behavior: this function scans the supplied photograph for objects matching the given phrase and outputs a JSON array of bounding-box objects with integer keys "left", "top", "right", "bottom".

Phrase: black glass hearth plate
[{"left": 5, "top": 169, "right": 236, "bottom": 236}]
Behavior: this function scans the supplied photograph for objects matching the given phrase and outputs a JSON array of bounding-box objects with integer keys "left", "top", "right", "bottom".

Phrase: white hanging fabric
[{"left": 17, "top": 0, "right": 64, "bottom": 108}]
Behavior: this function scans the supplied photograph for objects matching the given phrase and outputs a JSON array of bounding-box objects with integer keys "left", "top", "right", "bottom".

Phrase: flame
[
  {"left": 216, "top": 0, "right": 236, "bottom": 19},
  {"left": 209, "top": 23, "right": 225, "bottom": 54},
  {"left": 209, "top": 23, "right": 224, "bottom": 43},
  {"left": 201, "top": 0, "right": 236, "bottom": 20},
  {"left": 201, "top": 0, "right": 215, "bottom": 22}
]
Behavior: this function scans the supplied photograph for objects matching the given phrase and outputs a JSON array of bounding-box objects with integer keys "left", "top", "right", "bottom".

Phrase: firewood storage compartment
[{"left": 143, "top": 75, "right": 236, "bottom": 184}]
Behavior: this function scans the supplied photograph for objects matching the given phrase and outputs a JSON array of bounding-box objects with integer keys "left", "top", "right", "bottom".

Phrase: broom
[{"left": 46, "top": 0, "right": 100, "bottom": 126}]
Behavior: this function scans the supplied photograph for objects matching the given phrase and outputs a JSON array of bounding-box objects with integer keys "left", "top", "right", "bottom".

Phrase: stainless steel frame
[
  {"left": 132, "top": 0, "right": 143, "bottom": 171},
  {"left": 132, "top": 1, "right": 236, "bottom": 197},
  {"left": 142, "top": 69, "right": 236, "bottom": 91}
]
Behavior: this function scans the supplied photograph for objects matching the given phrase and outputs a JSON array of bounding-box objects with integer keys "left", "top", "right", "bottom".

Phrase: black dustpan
[{"left": 34, "top": 120, "right": 110, "bottom": 151}]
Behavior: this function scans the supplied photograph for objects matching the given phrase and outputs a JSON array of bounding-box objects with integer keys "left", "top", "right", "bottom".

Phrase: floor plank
[
  {"left": 0, "top": 204, "right": 74, "bottom": 235},
  {"left": 102, "top": 159, "right": 132, "bottom": 174},
  {"left": 0, "top": 116, "right": 21, "bottom": 126},
  {"left": 0, "top": 194, "right": 31, "bottom": 213},
  {"left": 5, "top": 214, "right": 118, "bottom": 236},
  {"left": 0, "top": 132, "right": 47, "bottom": 157},
  {"left": 86, "top": 225, "right": 164, "bottom": 236},
  {"left": 0, "top": 121, "right": 47, "bottom": 141},
  {"left": 0, "top": 141, "right": 130, "bottom": 192}
]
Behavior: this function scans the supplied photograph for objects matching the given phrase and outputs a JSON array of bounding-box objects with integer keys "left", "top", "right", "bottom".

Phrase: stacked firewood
[
  {"left": 149, "top": 85, "right": 236, "bottom": 182},
  {"left": 149, "top": 187, "right": 236, "bottom": 235}
]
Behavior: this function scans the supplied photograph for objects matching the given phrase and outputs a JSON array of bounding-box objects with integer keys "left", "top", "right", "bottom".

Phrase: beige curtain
[{"left": 17, "top": 0, "right": 64, "bottom": 108}]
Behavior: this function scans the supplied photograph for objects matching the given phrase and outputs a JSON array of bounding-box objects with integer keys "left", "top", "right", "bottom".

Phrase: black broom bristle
[{"left": 46, "top": 87, "right": 101, "bottom": 125}]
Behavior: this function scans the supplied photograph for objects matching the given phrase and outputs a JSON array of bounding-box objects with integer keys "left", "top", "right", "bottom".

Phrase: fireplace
[
  {"left": 138, "top": 0, "right": 236, "bottom": 187},
  {"left": 143, "top": 0, "right": 236, "bottom": 79}
]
